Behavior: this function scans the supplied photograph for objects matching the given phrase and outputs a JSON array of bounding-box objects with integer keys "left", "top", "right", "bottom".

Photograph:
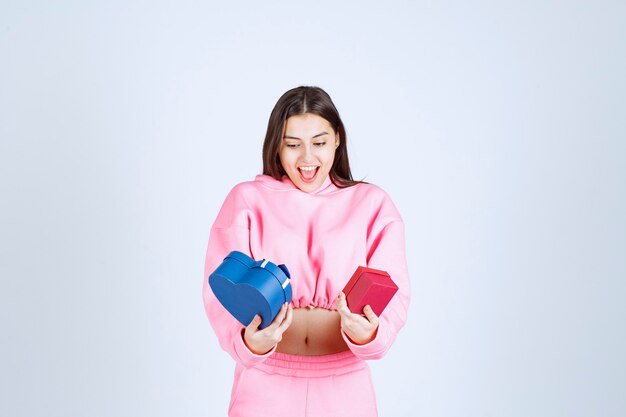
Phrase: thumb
[
  {"left": 336, "top": 292, "right": 351, "bottom": 317},
  {"left": 246, "top": 314, "right": 262, "bottom": 332}
]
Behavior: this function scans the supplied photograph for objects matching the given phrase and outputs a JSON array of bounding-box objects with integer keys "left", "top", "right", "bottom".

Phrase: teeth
[{"left": 299, "top": 166, "right": 318, "bottom": 171}]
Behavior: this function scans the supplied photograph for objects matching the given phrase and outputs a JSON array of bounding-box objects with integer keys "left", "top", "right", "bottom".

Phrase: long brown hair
[{"left": 262, "top": 86, "right": 366, "bottom": 188}]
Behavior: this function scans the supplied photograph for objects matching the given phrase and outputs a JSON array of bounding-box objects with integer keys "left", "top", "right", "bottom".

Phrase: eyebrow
[{"left": 283, "top": 132, "right": 329, "bottom": 140}]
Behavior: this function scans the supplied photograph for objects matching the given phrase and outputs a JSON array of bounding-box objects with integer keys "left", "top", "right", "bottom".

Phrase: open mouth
[{"left": 298, "top": 166, "right": 319, "bottom": 183}]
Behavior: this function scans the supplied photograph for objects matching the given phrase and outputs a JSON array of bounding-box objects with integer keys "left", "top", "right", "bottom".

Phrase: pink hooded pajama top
[{"left": 203, "top": 174, "right": 410, "bottom": 368}]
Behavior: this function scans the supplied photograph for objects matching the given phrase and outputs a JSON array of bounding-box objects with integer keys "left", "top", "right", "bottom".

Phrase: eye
[
  {"left": 286, "top": 144, "right": 299, "bottom": 148},
  {"left": 314, "top": 142, "right": 326, "bottom": 147}
]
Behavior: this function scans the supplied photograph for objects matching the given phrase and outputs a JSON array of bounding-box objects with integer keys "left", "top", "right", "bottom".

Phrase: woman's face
[{"left": 279, "top": 113, "right": 340, "bottom": 193}]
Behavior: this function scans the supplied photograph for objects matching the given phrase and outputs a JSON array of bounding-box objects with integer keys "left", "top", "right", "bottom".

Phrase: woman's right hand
[{"left": 243, "top": 303, "right": 293, "bottom": 355}]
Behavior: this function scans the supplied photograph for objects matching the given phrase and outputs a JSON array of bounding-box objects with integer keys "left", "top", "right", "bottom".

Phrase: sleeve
[
  {"left": 341, "top": 190, "right": 411, "bottom": 360},
  {"left": 202, "top": 185, "right": 276, "bottom": 368}
]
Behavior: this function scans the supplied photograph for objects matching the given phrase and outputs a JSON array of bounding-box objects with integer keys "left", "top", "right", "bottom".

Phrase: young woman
[{"left": 203, "top": 86, "right": 410, "bottom": 417}]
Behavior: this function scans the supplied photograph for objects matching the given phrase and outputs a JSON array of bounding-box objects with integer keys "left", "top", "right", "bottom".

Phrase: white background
[{"left": 1, "top": 1, "right": 625, "bottom": 416}]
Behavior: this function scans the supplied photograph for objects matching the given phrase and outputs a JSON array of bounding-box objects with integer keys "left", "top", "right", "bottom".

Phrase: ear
[{"left": 335, "top": 132, "right": 340, "bottom": 148}]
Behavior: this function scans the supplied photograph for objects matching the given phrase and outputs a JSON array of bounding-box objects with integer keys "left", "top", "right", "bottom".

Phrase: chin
[{"left": 297, "top": 182, "right": 320, "bottom": 193}]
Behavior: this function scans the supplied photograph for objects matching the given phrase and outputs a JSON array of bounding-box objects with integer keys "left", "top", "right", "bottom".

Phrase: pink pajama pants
[{"left": 228, "top": 351, "right": 378, "bottom": 417}]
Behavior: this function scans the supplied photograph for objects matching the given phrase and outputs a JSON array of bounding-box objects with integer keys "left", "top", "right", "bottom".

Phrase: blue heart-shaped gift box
[{"left": 209, "top": 251, "right": 292, "bottom": 329}]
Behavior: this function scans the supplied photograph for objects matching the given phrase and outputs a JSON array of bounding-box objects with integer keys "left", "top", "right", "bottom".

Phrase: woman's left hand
[{"left": 336, "top": 291, "right": 379, "bottom": 345}]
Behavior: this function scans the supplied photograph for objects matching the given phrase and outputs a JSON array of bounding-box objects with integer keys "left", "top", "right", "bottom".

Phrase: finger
[
  {"left": 277, "top": 305, "right": 293, "bottom": 333},
  {"left": 267, "top": 303, "right": 288, "bottom": 330},
  {"left": 363, "top": 305, "right": 379, "bottom": 326}
]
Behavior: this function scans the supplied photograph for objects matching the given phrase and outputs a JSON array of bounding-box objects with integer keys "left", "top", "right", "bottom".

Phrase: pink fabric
[
  {"left": 229, "top": 352, "right": 378, "bottom": 417},
  {"left": 202, "top": 174, "right": 410, "bottom": 367}
]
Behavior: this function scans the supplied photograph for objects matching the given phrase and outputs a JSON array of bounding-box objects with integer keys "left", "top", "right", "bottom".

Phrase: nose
[{"left": 300, "top": 143, "right": 316, "bottom": 163}]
